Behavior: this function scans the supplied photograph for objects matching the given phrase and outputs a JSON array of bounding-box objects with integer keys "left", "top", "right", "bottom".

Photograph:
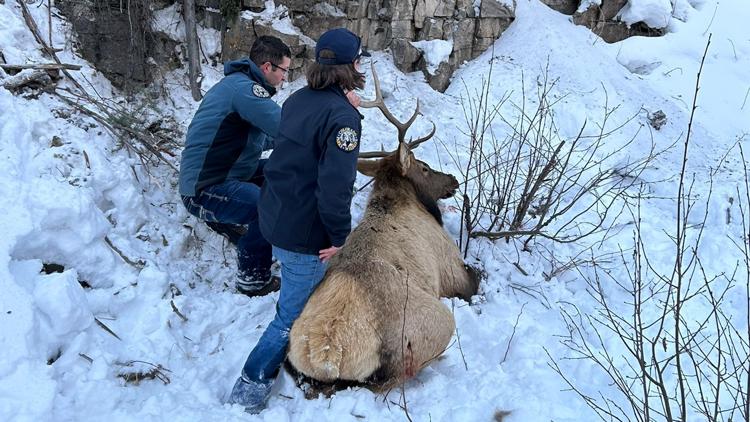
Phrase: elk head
[
  {"left": 358, "top": 64, "right": 459, "bottom": 204},
  {"left": 358, "top": 143, "right": 459, "bottom": 201}
]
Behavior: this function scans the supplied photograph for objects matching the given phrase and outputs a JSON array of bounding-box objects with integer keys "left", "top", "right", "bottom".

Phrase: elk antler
[{"left": 359, "top": 63, "right": 436, "bottom": 159}]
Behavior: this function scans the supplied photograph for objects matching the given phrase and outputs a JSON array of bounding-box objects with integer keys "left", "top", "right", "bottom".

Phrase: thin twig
[
  {"left": 501, "top": 303, "right": 525, "bottom": 364},
  {"left": 398, "top": 270, "right": 413, "bottom": 422},
  {"left": 94, "top": 317, "right": 122, "bottom": 341},
  {"left": 170, "top": 300, "right": 188, "bottom": 322},
  {"left": 451, "top": 299, "right": 469, "bottom": 371},
  {"left": 104, "top": 236, "right": 145, "bottom": 269}
]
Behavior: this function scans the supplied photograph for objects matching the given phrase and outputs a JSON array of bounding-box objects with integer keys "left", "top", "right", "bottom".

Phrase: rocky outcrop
[
  {"left": 539, "top": 0, "right": 578, "bottom": 14},
  {"left": 52, "top": 0, "right": 671, "bottom": 93},
  {"left": 56, "top": 0, "right": 180, "bottom": 92},
  {"left": 55, "top": 0, "right": 514, "bottom": 92},
  {"left": 222, "top": 0, "right": 517, "bottom": 92},
  {"left": 222, "top": 15, "right": 314, "bottom": 83},
  {"left": 572, "top": 0, "right": 666, "bottom": 43},
  {"left": 539, "top": 0, "right": 667, "bottom": 43}
]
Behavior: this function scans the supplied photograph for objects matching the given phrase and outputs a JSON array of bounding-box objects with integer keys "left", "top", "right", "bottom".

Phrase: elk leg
[
  {"left": 284, "top": 360, "right": 370, "bottom": 399},
  {"left": 378, "top": 292, "right": 455, "bottom": 389},
  {"left": 440, "top": 261, "right": 480, "bottom": 302},
  {"left": 461, "top": 263, "right": 482, "bottom": 299}
]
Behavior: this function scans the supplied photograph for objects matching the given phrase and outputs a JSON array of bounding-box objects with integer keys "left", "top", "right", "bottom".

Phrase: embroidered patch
[
  {"left": 252, "top": 84, "right": 269, "bottom": 98},
  {"left": 335, "top": 127, "right": 359, "bottom": 152}
]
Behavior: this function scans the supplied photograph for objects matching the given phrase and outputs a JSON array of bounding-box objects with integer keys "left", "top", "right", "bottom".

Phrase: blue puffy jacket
[
  {"left": 259, "top": 85, "right": 362, "bottom": 254},
  {"left": 179, "top": 59, "right": 280, "bottom": 196}
]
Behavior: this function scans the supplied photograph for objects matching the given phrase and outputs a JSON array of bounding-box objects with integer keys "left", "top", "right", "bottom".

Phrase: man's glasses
[
  {"left": 354, "top": 47, "right": 371, "bottom": 66},
  {"left": 271, "top": 63, "right": 289, "bottom": 74}
]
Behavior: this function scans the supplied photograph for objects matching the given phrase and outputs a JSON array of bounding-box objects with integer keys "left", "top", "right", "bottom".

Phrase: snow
[
  {"left": 410, "top": 39, "right": 453, "bottom": 74},
  {"left": 1, "top": 0, "right": 749, "bottom": 421},
  {"left": 618, "top": 0, "right": 673, "bottom": 28},
  {"left": 153, "top": 3, "right": 221, "bottom": 57},
  {"left": 313, "top": 3, "right": 347, "bottom": 17},
  {"left": 241, "top": 1, "right": 301, "bottom": 38},
  {"left": 153, "top": 3, "right": 186, "bottom": 40}
]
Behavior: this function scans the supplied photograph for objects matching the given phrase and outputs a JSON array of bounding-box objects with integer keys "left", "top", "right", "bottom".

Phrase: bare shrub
[
  {"left": 549, "top": 143, "right": 749, "bottom": 421},
  {"left": 547, "top": 36, "right": 750, "bottom": 422},
  {"left": 448, "top": 61, "right": 662, "bottom": 259}
]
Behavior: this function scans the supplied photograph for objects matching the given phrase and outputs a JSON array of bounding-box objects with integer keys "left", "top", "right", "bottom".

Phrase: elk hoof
[{"left": 463, "top": 264, "right": 483, "bottom": 300}]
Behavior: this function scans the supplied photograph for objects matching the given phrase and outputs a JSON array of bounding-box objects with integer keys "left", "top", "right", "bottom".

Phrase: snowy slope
[{"left": 1, "top": 0, "right": 748, "bottom": 421}]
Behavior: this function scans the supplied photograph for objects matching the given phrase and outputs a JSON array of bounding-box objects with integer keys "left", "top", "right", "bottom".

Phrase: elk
[{"left": 286, "top": 66, "right": 479, "bottom": 392}]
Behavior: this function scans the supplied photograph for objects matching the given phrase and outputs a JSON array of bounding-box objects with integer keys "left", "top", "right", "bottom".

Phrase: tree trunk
[{"left": 183, "top": 0, "right": 202, "bottom": 101}]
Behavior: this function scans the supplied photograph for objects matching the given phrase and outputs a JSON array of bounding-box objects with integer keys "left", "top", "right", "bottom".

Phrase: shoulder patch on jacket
[
  {"left": 252, "top": 84, "right": 270, "bottom": 98},
  {"left": 336, "top": 127, "right": 359, "bottom": 152}
]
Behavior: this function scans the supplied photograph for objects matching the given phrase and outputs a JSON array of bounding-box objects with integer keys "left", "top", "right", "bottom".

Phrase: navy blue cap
[{"left": 315, "top": 28, "right": 371, "bottom": 65}]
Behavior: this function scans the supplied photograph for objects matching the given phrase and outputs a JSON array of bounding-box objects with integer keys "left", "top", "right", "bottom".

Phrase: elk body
[{"left": 287, "top": 68, "right": 479, "bottom": 390}]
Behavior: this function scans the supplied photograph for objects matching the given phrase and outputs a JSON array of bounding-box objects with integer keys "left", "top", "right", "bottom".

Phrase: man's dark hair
[
  {"left": 306, "top": 60, "right": 365, "bottom": 92},
  {"left": 249, "top": 36, "right": 291, "bottom": 67}
]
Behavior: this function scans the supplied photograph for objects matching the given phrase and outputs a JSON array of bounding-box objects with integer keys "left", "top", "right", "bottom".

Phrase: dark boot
[
  {"left": 205, "top": 221, "right": 247, "bottom": 246},
  {"left": 236, "top": 275, "right": 280, "bottom": 297}
]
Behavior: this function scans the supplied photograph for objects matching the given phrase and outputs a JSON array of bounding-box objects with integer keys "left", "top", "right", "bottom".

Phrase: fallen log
[
  {"left": 0, "top": 63, "right": 82, "bottom": 72},
  {"left": 1, "top": 69, "right": 52, "bottom": 91}
]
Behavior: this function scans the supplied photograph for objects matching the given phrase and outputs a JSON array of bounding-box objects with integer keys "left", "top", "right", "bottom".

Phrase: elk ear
[
  {"left": 397, "top": 142, "right": 411, "bottom": 176},
  {"left": 357, "top": 158, "right": 380, "bottom": 177}
]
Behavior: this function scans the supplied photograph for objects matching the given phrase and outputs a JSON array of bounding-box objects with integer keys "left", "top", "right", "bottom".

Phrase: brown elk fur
[{"left": 287, "top": 143, "right": 479, "bottom": 390}]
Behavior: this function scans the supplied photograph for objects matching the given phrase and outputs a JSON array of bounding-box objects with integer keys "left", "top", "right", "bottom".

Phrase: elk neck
[{"left": 369, "top": 168, "right": 443, "bottom": 226}]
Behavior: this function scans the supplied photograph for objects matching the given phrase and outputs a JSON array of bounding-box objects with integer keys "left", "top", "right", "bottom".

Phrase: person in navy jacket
[
  {"left": 179, "top": 36, "right": 291, "bottom": 296},
  {"left": 227, "top": 28, "right": 370, "bottom": 413}
]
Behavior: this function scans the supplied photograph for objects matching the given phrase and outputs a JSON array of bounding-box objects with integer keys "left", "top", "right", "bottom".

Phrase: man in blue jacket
[{"left": 179, "top": 36, "right": 291, "bottom": 296}]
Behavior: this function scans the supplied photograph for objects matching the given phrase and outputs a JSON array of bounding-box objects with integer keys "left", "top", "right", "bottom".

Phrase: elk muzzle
[{"left": 440, "top": 174, "right": 459, "bottom": 199}]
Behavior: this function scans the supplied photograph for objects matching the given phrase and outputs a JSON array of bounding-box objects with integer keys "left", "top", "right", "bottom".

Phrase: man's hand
[
  {"left": 345, "top": 90, "right": 361, "bottom": 108},
  {"left": 319, "top": 245, "right": 340, "bottom": 262}
]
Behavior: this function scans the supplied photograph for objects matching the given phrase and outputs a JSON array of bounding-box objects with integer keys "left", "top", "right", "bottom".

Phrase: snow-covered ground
[{"left": 1, "top": 0, "right": 748, "bottom": 421}]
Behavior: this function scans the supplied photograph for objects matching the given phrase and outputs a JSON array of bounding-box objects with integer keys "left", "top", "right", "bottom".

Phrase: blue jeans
[
  {"left": 181, "top": 165, "right": 271, "bottom": 283},
  {"left": 241, "top": 246, "right": 328, "bottom": 382}
]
